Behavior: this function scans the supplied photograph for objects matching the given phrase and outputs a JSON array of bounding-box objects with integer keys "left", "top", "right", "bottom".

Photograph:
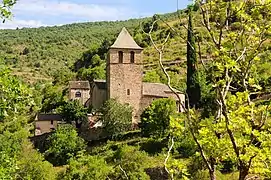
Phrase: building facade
[
  {"left": 69, "top": 81, "right": 91, "bottom": 105},
  {"left": 35, "top": 114, "right": 62, "bottom": 135},
  {"left": 91, "top": 27, "right": 185, "bottom": 124}
]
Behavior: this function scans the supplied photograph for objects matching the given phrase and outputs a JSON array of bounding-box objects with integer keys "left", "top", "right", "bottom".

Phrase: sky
[{"left": 0, "top": 0, "right": 191, "bottom": 29}]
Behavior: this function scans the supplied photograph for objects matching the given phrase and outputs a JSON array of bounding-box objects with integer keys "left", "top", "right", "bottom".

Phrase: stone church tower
[{"left": 107, "top": 27, "right": 143, "bottom": 123}]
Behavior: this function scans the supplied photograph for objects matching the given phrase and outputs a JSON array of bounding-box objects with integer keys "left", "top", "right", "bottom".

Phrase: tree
[
  {"left": 60, "top": 100, "right": 88, "bottom": 128},
  {"left": 16, "top": 141, "right": 56, "bottom": 180},
  {"left": 111, "top": 145, "right": 151, "bottom": 180},
  {"left": 143, "top": 1, "right": 271, "bottom": 179},
  {"left": 98, "top": 99, "right": 132, "bottom": 136},
  {"left": 173, "top": 1, "right": 271, "bottom": 179},
  {"left": 45, "top": 125, "right": 86, "bottom": 166},
  {"left": 186, "top": 9, "right": 201, "bottom": 108},
  {"left": 0, "top": 0, "right": 16, "bottom": 22},
  {"left": 0, "top": 65, "right": 35, "bottom": 123},
  {"left": 79, "top": 65, "right": 105, "bottom": 83},
  {"left": 195, "top": 0, "right": 271, "bottom": 179},
  {"left": 41, "top": 84, "right": 65, "bottom": 113},
  {"left": 59, "top": 153, "right": 113, "bottom": 180},
  {"left": 140, "top": 98, "right": 177, "bottom": 138}
]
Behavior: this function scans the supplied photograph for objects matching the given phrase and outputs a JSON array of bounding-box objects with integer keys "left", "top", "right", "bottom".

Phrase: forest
[{"left": 0, "top": 0, "right": 271, "bottom": 180}]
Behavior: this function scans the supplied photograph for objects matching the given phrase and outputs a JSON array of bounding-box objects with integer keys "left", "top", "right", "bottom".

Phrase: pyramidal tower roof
[{"left": 110, "top": 27, "right": 143, "bottom": 50}]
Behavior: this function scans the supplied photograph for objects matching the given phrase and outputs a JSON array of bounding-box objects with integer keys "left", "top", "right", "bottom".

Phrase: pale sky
[{"left": 0, "top": 0, "right": 192, "bottom": 29}]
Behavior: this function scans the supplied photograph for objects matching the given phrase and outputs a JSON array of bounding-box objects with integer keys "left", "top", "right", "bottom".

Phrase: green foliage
[
  {"left": 141, "top": 98, "right": 176, "bottom": 137},
  {"left": 98, "top": 99, "right": 132, "bottom": 136},
  {"left": 173, "top": 133, "right": 197, "bottom": 158},
  {"left": 186, "top": 10, "right": 201, "bottom": 108},
  {"left": 45, "top": 125, "right": 86, "bottom": 166},
  {"left": 77, "top": 65, "right": 105, "bottom": 82},
  {"left": 60, "top": 100, "right": 88, "bottom": 128},
  {"left": 17, "top": 142, "right": 56, "bottom": 180},
  {"left": 0, "top": 0, "right": 16, "bottom": 21},
  {"left": 0, "top": 63, "right": 53, "bottom": 179},
  {"left": 40, "top": 84, "right": 65, "bottom": 113},
  {"left": 75, "top": 46, "right": 106, "bottom": 82},
  {"left": 0, "top": 20, "right": 142, "bottom": 83},
  {"left": 140, "top": 138, "right": 167, "bottom": 155},
  {"left": 0, "top": 65, "right": 35, "bottom": 123},
  {"left": 0, "top": 129, "right": 27, "bottom": 179},
  {"left": 166, "top": 158, "right": 190, "bottom": 180},
  {"left": 59, "top": 153, "right": 112, "bottom": 180},
  {"left": 111, "top": 145, "right": 151, "bottom": 180}
]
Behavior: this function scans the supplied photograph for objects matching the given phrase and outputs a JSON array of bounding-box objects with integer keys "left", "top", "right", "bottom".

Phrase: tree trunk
[
  {"left": 209, "top": 157, "right": 216, "bottom": 180},
  {"left": 75, "top": 121, "right": 82, "bottom": 129},
  {"left": 239, "top": 166, "right": 249, "bottom": 180},
  {"left": 209, "top": 170, "right": 216, "bottom": 180}
]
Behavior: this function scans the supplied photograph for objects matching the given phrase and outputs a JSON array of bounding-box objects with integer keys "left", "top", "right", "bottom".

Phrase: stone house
[
  {"left": 89, "top": 27, "right": 185, "bottom": 123},
  {"left": 35, "top": 113, "right": 62, "bottom": 135},
  {"left": 68, "top": 81, "right": 90, "bottom": 105}
]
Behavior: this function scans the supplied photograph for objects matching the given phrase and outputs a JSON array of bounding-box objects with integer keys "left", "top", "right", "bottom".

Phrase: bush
[
  {"left": 140, "top": 98, "right": 177, "bottom": 138},
  {"left": 17, "top": 142, "right": 56, "bottom": 180},
  {"left": 60, "top": 100, "right": 88, "bottom": 128},
  {"left": 111, "top": 145, "right": 151, "bottom": 180},
  {"left": 45, "top": 125, "right": 86, "bottom": 166},
  {"left": 173, "top": 133, "right": 197, "bottom": 158},
  {"left": 140, "top": 138, "right": 167, "bottom": 155},
  {"left": 99, "top": 99, "right": 132, "bottom": 136},
  {"left": 59, "top": 153, "right": 112, "bottom": 180}
]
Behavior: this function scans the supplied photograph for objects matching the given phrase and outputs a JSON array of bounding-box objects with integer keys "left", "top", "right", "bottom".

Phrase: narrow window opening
[
  {"left": 75, "top": 91, "right": 81, "bottom": 98},
  {"left": 127, "top": 89, "right": 130, "bottom": 95},
  {"left": 51, "top": 120, "right": 54, "bottom": 125},
  {"left": 118, "top": 51, "right": 123, "bottom": 63},
  {"left": 130, "top": 51, "right": 135, "bottom": 63}
]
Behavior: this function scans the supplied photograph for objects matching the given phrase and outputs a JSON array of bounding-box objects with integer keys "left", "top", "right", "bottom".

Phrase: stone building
[
  {"left": 35, "top": 114, "right": 62, "bottom": 135},
  {"left": 69, "top": 81, "right": 90, "bottom": 105},
  {"left": 90, "top": 27, "right": 185, "bottom": 123}
]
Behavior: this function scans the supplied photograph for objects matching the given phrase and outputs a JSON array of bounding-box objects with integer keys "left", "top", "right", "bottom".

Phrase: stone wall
[
  {"left": 107, "top": 48, "right": 143, "bottom": 123},
  {"left": 92, "top": 86, "right": 107, "bottom": 109},
  {"left": 69, "top": 89, "right": 90, "bottom": 105},
  {"left": 35, "top": 120, "right": 58, "bottom": 135}
]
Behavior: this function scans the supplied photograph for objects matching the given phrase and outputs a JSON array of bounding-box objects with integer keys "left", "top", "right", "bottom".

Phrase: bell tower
[{"left": 107, "top": 27, "right": 143, "bottom": 124}]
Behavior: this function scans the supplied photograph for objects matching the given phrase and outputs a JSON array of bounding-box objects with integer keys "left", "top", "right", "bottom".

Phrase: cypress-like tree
[{"left": 186, "top": 10, "right": 201, "bottom": 108}]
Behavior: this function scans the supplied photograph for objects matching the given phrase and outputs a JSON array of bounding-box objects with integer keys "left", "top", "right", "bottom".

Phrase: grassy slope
[{"left": 0, "top": 11, "right": 188, "bottom": 83}]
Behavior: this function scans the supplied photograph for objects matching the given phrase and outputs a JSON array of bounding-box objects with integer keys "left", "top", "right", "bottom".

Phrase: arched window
[
  {"left": 118, "top": 51, "right": 123, "bottom": 63},
  {"left": 130, "top": 51, "right": 135, "bottom": 63},
  {"left": 75, "top": 91, "right": 81, "bottom": 98}
]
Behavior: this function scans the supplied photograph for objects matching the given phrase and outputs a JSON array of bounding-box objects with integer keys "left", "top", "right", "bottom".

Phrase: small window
[
  {"left": 127, "top": 89, "right": 130, "bottom": 95},
  {"left": 130, "top": 51, "right": 135, "bottom": 63},
  {"left": 75, "top": 91, "right": 81, "bottom": 98},
  {"left": 51, "top": 120, "right": 54, "bottom": 125},
  {"left": 118, "top": 51, "right": 123, "bottom": 63}
]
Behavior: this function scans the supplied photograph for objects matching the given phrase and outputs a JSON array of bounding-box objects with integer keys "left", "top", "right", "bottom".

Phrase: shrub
[
  {"left": 59, "top": 153, "right": 112, "bottom": 180},
  {"left": 45, "top": 125, "right": 86, "bottom": 166},
  {"left": 99, "top": 99, "right": 132, "bottom": 136},
  {"left": 140, "top": 98, "right": 177, "bottom": 138},
  {"left": 111, "top": 145, "right": 151, "bottom": 180},
  {"left": 17, "top": 142, "right": 56, "bottom": 180}
]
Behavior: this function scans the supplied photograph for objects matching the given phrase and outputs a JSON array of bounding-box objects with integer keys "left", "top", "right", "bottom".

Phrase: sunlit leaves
[{"left": 0, "top": 0, "right": 16, "bottom": 21}]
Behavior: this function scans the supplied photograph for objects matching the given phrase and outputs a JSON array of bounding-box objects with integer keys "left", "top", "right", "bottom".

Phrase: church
[{"left": 69, "top": 27, "right": 185, "bottom": 124}]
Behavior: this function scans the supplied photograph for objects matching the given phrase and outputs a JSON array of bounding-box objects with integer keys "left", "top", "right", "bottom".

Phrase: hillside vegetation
[
  {"left": 1, "top": 8, "right": 270, "bottom": 92},
  {"left": 1, "top": 0, "right": 271, "bottom": 179},
  {"left": 0, "top": 11, "right": 189, "bottom": 87}
]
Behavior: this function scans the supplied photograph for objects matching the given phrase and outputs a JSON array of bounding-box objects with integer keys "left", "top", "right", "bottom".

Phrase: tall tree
[
  {"left": 60, "top": 100, "right": 88, "bottom": 129},
  {"left": 186, "top": 9, "right": 201, "bottom": 108}
]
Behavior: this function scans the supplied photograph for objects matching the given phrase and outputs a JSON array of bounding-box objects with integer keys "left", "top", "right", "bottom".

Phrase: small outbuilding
[{"left": 35, "top": 114, "right": 62, "bottom": 136}]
